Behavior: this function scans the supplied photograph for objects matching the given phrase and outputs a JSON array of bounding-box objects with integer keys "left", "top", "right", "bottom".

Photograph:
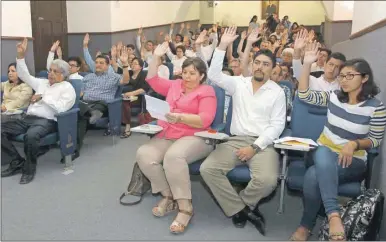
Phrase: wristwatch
[{"left": 250, "top": 144, "right": 261, "bottom": 153}]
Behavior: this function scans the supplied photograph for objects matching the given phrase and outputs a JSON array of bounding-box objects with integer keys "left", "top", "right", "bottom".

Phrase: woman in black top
[{"left": 120, "top": 57, "right": 150, "bottom": 138}]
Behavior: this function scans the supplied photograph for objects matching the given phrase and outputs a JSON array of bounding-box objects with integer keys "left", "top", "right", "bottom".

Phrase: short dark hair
[
  {"left": 67, "top": 56, "right": 82, "bottom": 67},
  {"left": 126, "top": 44, "right": 135, "bottom": 50},
  {"left": 146, "top": 40, "right": 154, "bottom": 45},
  {"left": 132, "top": 57, "right": 144, "bottom": 68},
  {"left": 176, "top": 45, "right": 186, "bottom": 54},
  {"left": 96, "top": 55, "right": 110, "bottom": 64},
  {"left": 254, "top": 49, "right": 276, "bottom": 68},
  {"left": 7, "top": 63, "right": 23, "bottom": 84},
  {"left": 176, "top": 34, "right": 183, "bottom": 41},
  {"left": 337, "top": 58, "right": 380, "bottom": 103},
  {"left": 327, "top": 52, "right": 346, "bottom": 63},
  {"left": 318, "top": 48, "right": 331, "bottom": 56},
  {"left": 181, "top": 57, "right": 208, "bottom": 84}
]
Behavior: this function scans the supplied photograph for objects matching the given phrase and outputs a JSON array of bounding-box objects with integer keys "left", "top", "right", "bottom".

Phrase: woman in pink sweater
[{"left": 136, "top": 42, "right": 217, "bottom": 234}]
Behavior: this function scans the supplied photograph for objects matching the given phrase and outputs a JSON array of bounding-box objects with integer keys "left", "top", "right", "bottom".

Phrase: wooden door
[{"left": 31, "top": 1, "right": 68, "bottom": 73}]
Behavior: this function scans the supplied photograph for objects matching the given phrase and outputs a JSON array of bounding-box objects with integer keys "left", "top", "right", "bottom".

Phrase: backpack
[{"left": 319, "top": 188, "right": 384, "bottom": 241}]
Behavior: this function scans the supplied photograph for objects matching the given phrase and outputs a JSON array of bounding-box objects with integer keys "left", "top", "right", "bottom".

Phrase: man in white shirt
[
  {"left": 310, "top": 48, "right": 331, "bottom": 73},
  {"left": 1, "top": 38, "right": 76, "bottom": 184},
  {"left": 292, "top": 29, "right": 345, "bottom": 92},
  {"left": 47, "top": 40, "right": 84, "bottom": 80},
  {"left": 200, "top": 27, "right": 286, "bottom": 235}
]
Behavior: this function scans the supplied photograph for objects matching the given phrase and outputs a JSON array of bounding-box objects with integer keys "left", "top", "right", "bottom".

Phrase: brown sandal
[
  {"left": 170, "top": 209, "right": 194, "bottom": 234},
  {"left": 328, "top": 214, "right": 346, "bottom": 241},
  {"left": 289, "top": 227, "right": 311, "bottom": 241},
  {"left": 152, "top": 196, "right": 177, "bottom": 217}
]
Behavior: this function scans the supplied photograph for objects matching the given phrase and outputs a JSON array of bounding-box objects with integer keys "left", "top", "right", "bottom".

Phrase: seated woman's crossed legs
[{"left": 136, "top": 136, "right": 214, "bottom": 233}]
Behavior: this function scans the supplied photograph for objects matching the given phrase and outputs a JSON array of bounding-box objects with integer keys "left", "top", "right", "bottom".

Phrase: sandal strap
[
  {"left": 178, "top": 209, "right": 193, "bottom": 216},
  {"left": 329, "top": 232, "right": 346, "bottom": 240}
]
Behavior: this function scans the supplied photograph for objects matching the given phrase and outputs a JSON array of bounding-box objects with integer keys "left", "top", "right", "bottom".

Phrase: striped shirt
[
  {"left": 82, "top": 72, "right": 121, "bottom": 101},
  {"left": 299, "top": 89, "right": 386, "bottom": 161}
]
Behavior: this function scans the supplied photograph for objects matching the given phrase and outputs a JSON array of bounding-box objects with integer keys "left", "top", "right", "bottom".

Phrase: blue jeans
[{"left": 300, "top": 146, "right": 366, "bottom": 230}]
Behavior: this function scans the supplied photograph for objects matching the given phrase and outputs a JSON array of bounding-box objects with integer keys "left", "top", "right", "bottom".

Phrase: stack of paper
[
  {"left": 274, "top": 137, "right": 318, "bottom": 147},
  {"left": 144, "top": 95, "right": 170, "bottom": 121}
]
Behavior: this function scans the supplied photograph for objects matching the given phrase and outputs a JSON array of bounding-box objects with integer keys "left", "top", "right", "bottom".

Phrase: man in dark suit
[{"left": 265, "top": 1, "right": 277, "bottom": 18}]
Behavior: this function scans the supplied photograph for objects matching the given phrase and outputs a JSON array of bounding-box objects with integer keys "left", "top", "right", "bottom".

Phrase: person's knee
[
  {"left": 199, "top": 153, "right": 220, "bottom": 177},
  {"left": 163, "top": 149, "right": 185, "bottom": 173},
  {"left": 313, "top": 146, "right": 335, "bottom": 170},
  {"left": 24, "top": 129, "right": 41, "bottom": 144},
  {"left": 136, "top": 144, "right": 155, "bottom": 168},
  {"left": 250, "top": 173, "right": 278, "bottom": 191}
]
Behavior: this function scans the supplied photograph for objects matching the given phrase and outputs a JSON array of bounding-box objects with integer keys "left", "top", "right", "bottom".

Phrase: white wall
[
  {"left": 66, "top": 1, "right": 199, "bottom": 33},
  {"left": 323, "top": 1, "right": 335, "bottom": 20},
  {"left": 110, "top": 1, "right": 199, "bottom": 32},
  {"left": 333, "top": 1, "right": 354, "bottom": 21},
  {"left": 352, "top": 1, "right": 386, "bottom": 34},
  {"left": 1, "top": 1, "right": 32, "bottom": 37},
  {"left": 66, "top": 1, "right": 112, "bottom": 33}
]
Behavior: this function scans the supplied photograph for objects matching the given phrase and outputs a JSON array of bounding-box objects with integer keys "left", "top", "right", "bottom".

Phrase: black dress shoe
[
  {"left": 1, "top": 158, "right": 25, "bottom": 177},
  {"left": 19, "top": 164, "right": 36, "bottom": 184},
  {"left": 232, "top": 211, "right": 248, "bottom": 228},
  {"left": 245, "top": 207, "right": 266, "bottom": 236}
]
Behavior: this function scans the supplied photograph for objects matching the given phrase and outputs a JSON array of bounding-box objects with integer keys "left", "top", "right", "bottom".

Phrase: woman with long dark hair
[{"left": 290, "top": 45, "right": 386, "bottom": 241}]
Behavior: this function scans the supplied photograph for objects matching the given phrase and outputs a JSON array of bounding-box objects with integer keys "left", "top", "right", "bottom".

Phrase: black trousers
[{"left": 1, "top": 115, "right": 57, "bottom": 165}]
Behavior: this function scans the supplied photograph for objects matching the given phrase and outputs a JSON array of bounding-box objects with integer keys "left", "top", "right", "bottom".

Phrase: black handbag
[{"left": 119, "top": 162, "right": 151, "bottom": 206}]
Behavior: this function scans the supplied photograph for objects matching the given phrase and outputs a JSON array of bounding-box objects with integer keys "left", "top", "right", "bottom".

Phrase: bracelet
[
  {"left": 122, "top": 65, "right": 129, "bottom": 68},
  {"left": 353, "top": 140, "right": 360, "bottom": 151}
]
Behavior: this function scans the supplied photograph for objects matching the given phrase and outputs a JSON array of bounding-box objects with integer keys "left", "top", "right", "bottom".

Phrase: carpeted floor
[{"left": 1, "top": 130, "right": 322, "bottom": 240}]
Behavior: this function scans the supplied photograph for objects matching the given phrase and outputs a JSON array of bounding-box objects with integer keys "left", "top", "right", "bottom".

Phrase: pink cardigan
[{"left": 146, "top": 75, "right": 217, "bottom": 140}]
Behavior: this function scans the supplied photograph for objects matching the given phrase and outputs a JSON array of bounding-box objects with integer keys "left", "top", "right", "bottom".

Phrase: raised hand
[
  {"left": 218, "top": 26, "right": 239, "bottom": 50},
  {"left": 171, "top": 22, "right": 175, "bottom": 29},
  {"left": 154, "top": 42, "right": 169, "bottom": 57},
  {"left": 50, "top": 40, "right": 60, "bottom": 52},
  {"left": 241, "top": 30, "right": 247, "bottom": 40},
  {"left": 120, "top": 46, "right": 129, "bottom": 65},
  {"left": 212, "top": 23, "right": 218, "bottom": 33},
  {"left": 294, "top": 28, "right": 308, "bottom": 50},
  {"left": 186, "top": 23, "right": 191, "bottom": 30},
  {"left": 195, "top": 29, "right": 208, "bottom": 45},
  {"left": 95, "top": 50, "right": 102, "bottom": 58},
  {"left": 247, "top": 29, "right": 260, "bottom": 44},
  {"left": 111, "top": 45, "right": 117, "bottom": 59},
  {"left": 16, "top": 38, "right": 28, "bottom": 59},
  {"left": 137, "top": 27, "right": 143, "bottom": 36},
  {"left": 83, "top": 33, "right": 90, "bottom": 48},
  {"left": 164, "top": 34, "right": 171, "bottom": 43},
  {"left": 303, "top": 41, "right": 321, "bottom": 65},
  {"left": 116, "top": 41, "right": 123, "bottom": 55},
  {"left": 308, "top": 29, "right": 315, "bottom": 42},
  {"left": 57, "top": 46, "right": 63, "bottom": 59},
  {"left": 180, "top": 23, "right": 185, "bottom": 29}
]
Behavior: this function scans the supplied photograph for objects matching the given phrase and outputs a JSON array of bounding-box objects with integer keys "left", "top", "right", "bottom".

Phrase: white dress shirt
[
  {"left": 158, "top": 65, "right": 170, "bottom": 79},
  {"left": 310, "top": 62, "right": 324, "bottom": 72},
  {"left": 208, "top": 49, "right": 286, "bottom": 150},
  {"left": 166, "top": 48, "right": 187, "bottom": 74},
  {"left": 293, "top": 59, "right": 340, "bottom": 92},
  {"left": 16, "top": 58, "right": 76, "bottom": 121}
]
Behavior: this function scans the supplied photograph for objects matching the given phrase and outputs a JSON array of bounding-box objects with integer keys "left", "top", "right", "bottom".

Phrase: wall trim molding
[
  {"left": 67, "top": 19, "right": 200, "bottom": 35},
  {"left": 1, "top": 36, "right": 34, "bottom": 40},
  {"left": 350, "top": 18, "right": 386, "bottom": 40}
]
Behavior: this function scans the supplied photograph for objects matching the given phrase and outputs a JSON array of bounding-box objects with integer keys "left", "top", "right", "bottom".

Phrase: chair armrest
[
  {"left": 107, "top": 98, "right": 122, "bottom": 135},
  {"left": 55, "top": 108, "right": 79, "bottom": 156},
  {"left": 274, "top": 143, "right": 315, "bottom": 152},
  {"left": 211, "top": 123, "right": 226, "bottom": 132},
  {"left": 367, "top": 148, "right": 379, "bottom": 156}
]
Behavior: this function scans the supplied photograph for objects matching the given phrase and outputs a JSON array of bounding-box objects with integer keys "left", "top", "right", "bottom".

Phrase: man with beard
[{"left": 200, "top": 27, "right": 286, "bottom": 235}]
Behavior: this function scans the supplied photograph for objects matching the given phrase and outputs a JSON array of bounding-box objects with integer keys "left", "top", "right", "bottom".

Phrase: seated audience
[
  {"left": 80, "top": 47, "right": 130, "bottom": 125},
  {"left": 120, "top": 57, "right": 150, "bottom": 138},
  {"left": 290, "top": 44, "right": 386, "bottom": 241},
  {"left": 47, "top": 40, "right": 84, "bottom": 80},
  {"left": 136, "top": 27, "right": 155, "bottom": 63},
  {"left": 293, "top": 29, "right": 346, "bottom": 92},
  {"left": 200, "top": 27, "right": 286, "bottom": 235},
  {"left": 271, "top": 65, "right": 292, "bottom": 112},
  {"left": 1, "top": 63, "right": 33, "bottom": 122},
  {"left": 1, "top": 38, "right": 76, "bottom": 184},
  {"left": 165, "top": 44, "right": 188, "bottom": 77},
  {"left": 310, "top": 47, "right": 331, "bottom": 73},
  {"left": 136, "top": 42, "right": 217, "bottom": 234}
]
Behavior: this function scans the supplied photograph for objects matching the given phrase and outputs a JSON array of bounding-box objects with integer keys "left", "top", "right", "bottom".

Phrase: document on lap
[{"left": 144, "top": 95, "right": 170, "bottom": 121}]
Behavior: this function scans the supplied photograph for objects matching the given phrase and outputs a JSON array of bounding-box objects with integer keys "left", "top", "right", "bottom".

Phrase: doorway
[{"left": 30, "top": 1, "right": 68, "bottom": 73}]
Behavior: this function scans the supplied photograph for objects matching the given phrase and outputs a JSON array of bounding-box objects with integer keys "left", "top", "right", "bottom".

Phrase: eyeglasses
[{"left": 337, "top": 73, "right": 363, "bottom": 81}]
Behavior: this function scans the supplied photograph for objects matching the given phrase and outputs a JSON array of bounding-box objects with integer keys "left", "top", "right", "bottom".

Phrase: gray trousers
[{"left": 200, "top": 136, "right": 279, "bottom": 217}]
